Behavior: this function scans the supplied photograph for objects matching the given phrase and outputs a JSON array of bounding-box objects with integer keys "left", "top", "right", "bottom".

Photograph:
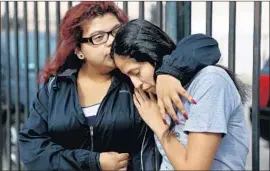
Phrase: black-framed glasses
[{"left": 80, "top": 25, "right": 122, "bottom": 45}]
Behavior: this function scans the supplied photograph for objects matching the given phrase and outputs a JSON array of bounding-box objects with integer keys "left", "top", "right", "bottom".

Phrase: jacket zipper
[
  {"left": 87, "top": 77, "right": 116, "bottom": 152},
  {"left": 71, "top": 76, "right": 120, "bottom": 153},
  {"left": 89, "top": 125, "right": 94, "bottom": 151}
]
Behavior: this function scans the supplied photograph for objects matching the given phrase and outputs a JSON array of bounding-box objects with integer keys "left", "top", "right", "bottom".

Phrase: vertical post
[
  {"left": 156, "top": 1, "right": 163, "bottom": 29},
  {"left": 5, "top": 2, "right": 11, "bottom": 170},
  {"left": 228, "top": 1, "right": 236, "bottom": 73},
  {"left": 206, "top": 2, "right": 212, "bottom": 36},
  {"left": 123, "top": 2, "right": 128, "bottom": 17},
  {"left": 0, "top": 1, "right": 2, "bottom": 170},
  {"left": 45, "top": 2, "right": 50, "bottom": 60},
  {"left": 34, "top": 2, "right": 39, "bottom": 92},
  {"left": 269, "top": 2, "right": 270, "bottom": 169},
  {"left": 139, "top": 2, "right": 145, "bottom": 20},
  {"left": 176, "top": 2, "right": 185, "bottom": 41},
  {"left": 23, "top": 2, "right": 29, "bottom": 120},
  {"left": 165, "top": 2, "right": 177, "bottom": 43},
  {"left": 252, "top": 2, "right": 261, "bottom": 170},
  {"left": 184, "top": 2, "right": 191, "bottom": 36},
  {"left": 56, "top": 1, "right": 61, "bottom": 41},
  {"left": 14, "top": 2, "right": 21, "bottom": 170},
  {"left": 176, "top": 2, "right": 192, "bottom": 41},
  {"left": 68, "top": 1, "right": 72, "bottom": 9}
]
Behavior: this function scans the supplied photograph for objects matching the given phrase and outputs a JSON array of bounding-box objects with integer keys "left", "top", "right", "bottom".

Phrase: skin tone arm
[{"left": 133, "top": 88, "right": 222, "bottom": 170}]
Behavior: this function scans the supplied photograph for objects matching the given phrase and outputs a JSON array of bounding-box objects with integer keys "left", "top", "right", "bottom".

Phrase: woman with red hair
[{"left": 19, "top": 2, "right": 157, "bottom": 171}]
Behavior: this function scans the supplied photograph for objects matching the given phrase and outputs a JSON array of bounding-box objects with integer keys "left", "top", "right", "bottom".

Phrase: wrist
[{"left": 152, "top": 121, "right": 169, "bottom": 139}]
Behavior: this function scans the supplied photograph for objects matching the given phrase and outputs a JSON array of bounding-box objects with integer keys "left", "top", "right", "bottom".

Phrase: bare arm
[{"left": 155, "top": 125, "right": 221, "bottom": 170}]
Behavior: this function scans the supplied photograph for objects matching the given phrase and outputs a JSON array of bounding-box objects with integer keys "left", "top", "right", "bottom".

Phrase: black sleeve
[
  {"left": 19, "top": 84, "right": 101, "bottom": 171},
  {"left": 155, "top": 33, "right": 221, "bottom": 86}
]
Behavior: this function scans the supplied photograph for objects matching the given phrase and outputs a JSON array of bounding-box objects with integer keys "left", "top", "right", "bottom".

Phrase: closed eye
[{"left": 132, "top": 69, "right": 140, "bottom": 76}]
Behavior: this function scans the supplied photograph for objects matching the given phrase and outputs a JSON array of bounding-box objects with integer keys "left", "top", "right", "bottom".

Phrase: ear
[
  {"left": 74, "top": 48, "right": 82, "bottom": 56},
  {"left": 74, "top": 48, "right": 85, "bottom": 60}
]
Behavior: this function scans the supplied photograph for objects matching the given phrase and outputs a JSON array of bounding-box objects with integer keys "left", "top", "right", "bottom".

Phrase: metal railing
[{"left": 0, "top": 1, "right": 268, "bottom": 170}]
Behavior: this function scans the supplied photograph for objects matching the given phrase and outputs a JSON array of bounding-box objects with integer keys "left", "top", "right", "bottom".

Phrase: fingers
[
  {"left": 171, "top": 93, "right": 188, "bottom": 120},
  {"left": 134, "top": 89, "right": 143, "bottom": 103},
  {"left": 163, "top": 98, "right": 179, "bottom": 124},
  {"left": 118, "top": 160, "right": 128, "bottom": 169},
  {"left": 117, "top": 153, "right": 129, "bottom": 161},
  {"left": 118, "top": 166, "right": 128, "bottom": 171},
  {"left": 134, "top": 88, "right": 150, "bottom": 105},
  {"left": 148, "top": 92, "right": 157, "bottom": 101},
  {"left": 133, "top": 94, "right": 140, "bottom": 106},
  {"left": 137, "top": 88, "right": 149, "bottom": 101},
  {"left": 157, "top": 98, "right": 167, "bottom": 124},
  {"left": 133, "top": 94, "right": 142, "bottom": 114},
  {"left": 117, "top": 153, "right": 129, "bottom": 170},
  {"left": 177, "top": 87, "right": 197, "bottom": 105}
]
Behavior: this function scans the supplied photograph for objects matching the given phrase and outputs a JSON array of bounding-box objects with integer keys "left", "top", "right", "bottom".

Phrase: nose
[{"left": 130, "top": 76, "right": 143, "bottom": 89}]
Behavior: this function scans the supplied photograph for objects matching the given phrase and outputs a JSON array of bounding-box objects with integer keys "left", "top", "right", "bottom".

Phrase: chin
[
  {"left": 104, "top": 61, "right": 116, "bottom": 69},
  {"left": 100, "top": 65, "right": 116, "bottom": 74}
]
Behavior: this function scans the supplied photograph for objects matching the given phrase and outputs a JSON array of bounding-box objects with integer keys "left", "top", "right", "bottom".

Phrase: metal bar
[
  {"left": 252, "top": 2, "right": 261, "bottom": 170},
  {"left": 206, "top": 2, "right": 212, "bottom": 36},
  {"left": 34, "top": 2, "right": 39, "bottom": 93},
  {"left": 68, "top": 1, "right": 72, "bottom": 9},
  {"left": 123, "top": 2, "right": 128, "bottom": 16},
  {"left": 0, "top": 1, "right": 2, "bottom": 170},
  {"left": 139, "top": 2, "right": 144, "bottom": 20},
  {"left": 45, "top": 2, "right": 50, "bottom": 60},
  {"left": 5, "top": 2, "right": 11, "bottom": 170},
  {"left": 156, "top": 1, "right": 163, "bottom": 29},
  {"left": 184, "top": 2, "right": 191, "bottom": 36},
  {"left": 23, "top": 2, "right": 29, "bottom": 121},
  {"left": 14, "top": 2, "right": 21, "bottom": 170},
  {"left": 228, "top": 1, "right": 236, "bottom": 73},
  {"left": 165, "top": 2, "right": 177, "bottom": 43},
  {"left": 56, "top": 1, "right": 61, "bottom": 41},
  {"left": 176, "top": 2, "right": 185, "bottom": 41}
]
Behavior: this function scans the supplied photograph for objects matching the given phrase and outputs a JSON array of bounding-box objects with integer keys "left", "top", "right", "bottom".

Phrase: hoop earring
[{"left": 78, "top": 54, "right": 84, "bottom": 60}]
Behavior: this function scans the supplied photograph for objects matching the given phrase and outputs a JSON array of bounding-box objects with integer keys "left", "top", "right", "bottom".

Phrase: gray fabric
[{"left": 155, "top": 66, "right": 249, "bottom": 170}]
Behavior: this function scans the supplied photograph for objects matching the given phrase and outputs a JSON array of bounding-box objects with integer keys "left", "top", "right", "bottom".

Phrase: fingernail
[
  {"left": 183, "top": 113, "right": 188, "bottom": 120},
  {"left": 175, "top": 120, "right": 180, "bottom": 125},
  {"left": 162, "top": 119, "right": 167, "bottom": 125},
  {"left": 191, "top": 99, "right": 197, "bottom": 105}
]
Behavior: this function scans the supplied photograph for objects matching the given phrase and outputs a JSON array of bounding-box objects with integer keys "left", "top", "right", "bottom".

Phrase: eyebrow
[{"left": 88, "top": 23, "right": 121, "bottom": 37}]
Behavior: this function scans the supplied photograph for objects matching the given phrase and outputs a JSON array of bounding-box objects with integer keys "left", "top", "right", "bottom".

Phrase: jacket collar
[
  {"left": 57, "top": 68, "right": 78, "bottom": 78},
  {"left": 55, "top": 68, "right": 123, "bottom": 89}
]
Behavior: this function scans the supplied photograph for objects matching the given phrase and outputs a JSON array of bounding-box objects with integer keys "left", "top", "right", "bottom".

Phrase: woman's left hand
[
  {"left": 156, "top": 75, "right": 197, "bottom": 124},
  {"left": 133, "top": 88, "right": 166, "bottom": 131}
]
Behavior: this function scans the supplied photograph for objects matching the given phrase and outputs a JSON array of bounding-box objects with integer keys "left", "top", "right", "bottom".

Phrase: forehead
[
  {"left": 82, "top": 13, "right": 120, "bottom": 36},
  {"left": 114, "top": 55, "right": 138, "bottom": 72}
]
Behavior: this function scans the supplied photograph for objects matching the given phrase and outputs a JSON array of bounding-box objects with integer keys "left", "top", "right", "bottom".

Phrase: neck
[{"left": 79, "top": 62, "right": 112, "bottom": 83}]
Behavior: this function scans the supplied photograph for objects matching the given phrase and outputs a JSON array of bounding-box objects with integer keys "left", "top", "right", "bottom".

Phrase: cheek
[
  {"left": 81, "top": 45, "right": 104, "bottom": 62},
  {"left": 140, "top": 74, "right": 154, "bottom": 86},
  {"left": 143, "top": 70, "right": 155, "bottom": 84}
]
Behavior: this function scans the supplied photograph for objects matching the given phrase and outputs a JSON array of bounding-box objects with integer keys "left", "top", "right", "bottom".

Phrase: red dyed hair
[{"left": 40, "top": 1, "right": 128, "bottom": 83}]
